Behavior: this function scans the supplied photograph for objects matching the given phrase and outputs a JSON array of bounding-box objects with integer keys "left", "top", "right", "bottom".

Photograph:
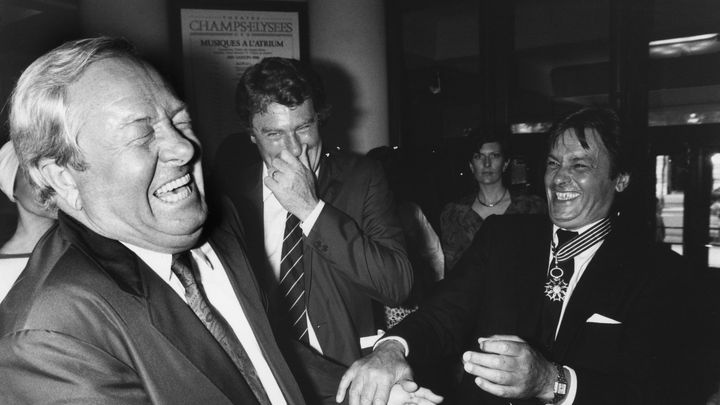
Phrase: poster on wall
[{"left": 175, "top": 3, "right": 307, "bottom": 162}]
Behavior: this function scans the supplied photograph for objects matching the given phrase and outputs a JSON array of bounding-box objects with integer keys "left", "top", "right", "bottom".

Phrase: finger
[
  {"left": 473, "top": 376, "right": 519, "bottom": 399},
  {"left": 397, "top": 379, "right": 418, "bottom": 393},
  {"left": 412, "top": 387, "right": 444, "bottom": 403},
  {"left": 462, "top": 350, "right": 501, "bottom": 369},
  {"left": 263, "top": 174, "right": 279, "bottom": 190},
  {"left": 370, "top": 379, "right": 394, "bottom": 405},
  {"left": 484, "top": 334, "right": 526, "bottom": 343},
  {"left": 282, "top": 148, "right": 306, "bottom": 167},
  {"left": 463, "top": 360, "right": 513, "bottom": 385},
  {"left": 336, "top": 367, "right": 358, "bottom": 403},
  {"left": 479, "top": 339, "right": 522, "bottom": 356},
  {"left": 272, "top": 155, "right": 295, "bottom": 173},
  {"left": 467, "top": 350, "right": 518, "bottom": 373},
  {"left": 298, "top": 143, "right": 311, "bottom": 169}
]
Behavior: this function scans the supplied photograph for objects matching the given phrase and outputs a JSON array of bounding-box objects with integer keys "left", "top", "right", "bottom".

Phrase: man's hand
[
  {"left": 461, "top": 335, "right": 556, "bottom": 401},
  {"left": 387, "top": 380, "right": 443, "bottom": 405},
  {"left": 265, "top": 144, "right": 319, "bottom": 220},
  {"left": 336, "top": 340, "right": 413, "bottom": 405}
]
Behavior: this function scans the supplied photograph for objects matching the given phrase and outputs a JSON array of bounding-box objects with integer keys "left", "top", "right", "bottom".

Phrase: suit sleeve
[
  {"left": 385, "top": 215, "right": 498, "bottom": 365},
  {"left": 306, "top": 159, "right": 413, "bottom": 306},
  {"left": 0, "top": 330, "right": 150, "bottom": 404}
]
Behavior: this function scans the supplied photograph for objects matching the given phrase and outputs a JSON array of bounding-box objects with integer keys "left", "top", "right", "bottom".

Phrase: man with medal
[{"left": 336, "top": 108, "right": 706, "bottom": 404}]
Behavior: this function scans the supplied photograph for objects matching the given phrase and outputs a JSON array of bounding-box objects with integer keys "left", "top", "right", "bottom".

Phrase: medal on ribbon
[{"left": 545, "top": 264, "right": 568, "bottom": 301}]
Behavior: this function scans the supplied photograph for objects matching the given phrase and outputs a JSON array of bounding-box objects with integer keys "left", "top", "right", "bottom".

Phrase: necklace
[{"left": 475, "top": 188, "right": 508, "bottom": 208}]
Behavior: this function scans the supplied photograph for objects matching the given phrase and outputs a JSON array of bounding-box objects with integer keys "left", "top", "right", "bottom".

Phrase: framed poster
[{"left": 170, "top": 1, "right": 308, "bottom": 162}]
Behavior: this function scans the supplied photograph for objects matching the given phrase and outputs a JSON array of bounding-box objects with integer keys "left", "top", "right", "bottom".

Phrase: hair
[
  {"left": 9, "top": 36, "right": 141, "bottom": 208},
  {"left": 235, "top": 57, "right": 330, "bottom": 133},
  {"left": 547, "top": 107, "right": 630, "bottom": 179},
  {"left": 465, "top": 127, "right": 510, "bottom": 163}
]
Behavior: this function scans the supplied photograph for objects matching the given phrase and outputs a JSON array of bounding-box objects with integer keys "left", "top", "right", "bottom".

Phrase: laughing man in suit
[
  {"left": 225, "top": 57, "right": 429, "bottom": 401},
  {"left": 0, "top": 37, "right": 311, "bottom": 404},
  {"left": 337, "top": 108, "right": 704, "bottom": 404}
]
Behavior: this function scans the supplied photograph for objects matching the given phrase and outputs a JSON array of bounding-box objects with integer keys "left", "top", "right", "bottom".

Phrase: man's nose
[
  {"left": 284, "top": 133, "right": 302, "bottom": 157},
  {"left": 483, "top": 157, "right": 492, "bottom": 167},
  {"left": 552, "top": 165, "right": 571, "bottom": 184},
  {"left": 159, "top": 126, "right": 196, "bottom": 165}
]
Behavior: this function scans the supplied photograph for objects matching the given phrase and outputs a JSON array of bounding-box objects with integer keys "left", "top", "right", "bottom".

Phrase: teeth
[
  {"left": 556, "top": 191, "right": 579, "bottom": 201},
  {"left": 154, "top": 174, "right": 192, "bottom": 203},
  {"left": 157, "top": 186, "right": 192, "bottom": 203}
]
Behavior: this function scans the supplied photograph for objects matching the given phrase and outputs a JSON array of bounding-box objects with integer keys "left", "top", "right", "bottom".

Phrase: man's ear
[
  {"left": 250, "top": 134, "right": 257, "bottom": 145},
  {"left": 38, "top": 159, "right": 82, "bottom": 211},
  {"left": 615, "top": 173, "right": 630, "bottom": 193}
]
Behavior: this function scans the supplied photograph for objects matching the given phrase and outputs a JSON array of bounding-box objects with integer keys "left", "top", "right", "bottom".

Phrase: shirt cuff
[
  {"left": 373, "top": 336, "right": 409, "bottom": 357},
  {"left": 561, "top": 365, "right": 577, "bottom": 404},
  {"left": 300, "top": 200, "right": 325, "bottom": 235}
]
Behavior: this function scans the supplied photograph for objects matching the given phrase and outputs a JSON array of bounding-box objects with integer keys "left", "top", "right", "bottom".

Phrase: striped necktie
[
  {"left": 279, "top": 213, "right": 310, "bottom": 343},
  {"left": 171, "top": 252, "right": 271, "bottom": 405}
]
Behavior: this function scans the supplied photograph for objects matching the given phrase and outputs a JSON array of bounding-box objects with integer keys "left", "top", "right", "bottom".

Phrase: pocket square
[{"left": 586, "top": 313, "right": 621, "bottom": 324}]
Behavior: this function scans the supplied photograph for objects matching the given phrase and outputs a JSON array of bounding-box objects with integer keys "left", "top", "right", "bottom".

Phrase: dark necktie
[
  {"left": 539, "top": 229, "right": 578, "bottom": 351},
  {"left": 171, "top": 252, "right": 271, "bottom": 405},
  {"left": 279, "top": 213, "right": 310, "bottom": 344}
]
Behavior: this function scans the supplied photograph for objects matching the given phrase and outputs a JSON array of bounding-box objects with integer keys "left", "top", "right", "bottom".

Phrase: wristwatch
[{"left": 549, "top": 363, "right": 567, "bottom": 404}]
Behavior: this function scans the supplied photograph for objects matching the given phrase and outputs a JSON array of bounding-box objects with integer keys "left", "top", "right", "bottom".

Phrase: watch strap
[{"left": 549, "top": 362, "right": 567, "bottom": 404}]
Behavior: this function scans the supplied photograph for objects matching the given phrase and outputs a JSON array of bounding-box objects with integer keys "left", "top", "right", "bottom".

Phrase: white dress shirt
[
  {"left": 547, "top": 218, "right": 607, "bottom": 404},
  {"left": 123, "top": 242, "right": 287, "bottom": 405},
  {"left": 262, "top": 163, "right": 325, "bottom": 353},
  {"left": 0, "top": 254, "right": 29, "bottom": 302}
]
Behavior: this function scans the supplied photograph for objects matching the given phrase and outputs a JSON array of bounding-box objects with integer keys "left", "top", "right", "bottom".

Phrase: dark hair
[
  {"left": 235, "top": 57, "right": 330, "bottom": 133},
  {"left": 547, "top": 107, "right": 630, "bottom": 179},
  {"left": 465, "top": 127, "right": 509, "bottom": 163}
]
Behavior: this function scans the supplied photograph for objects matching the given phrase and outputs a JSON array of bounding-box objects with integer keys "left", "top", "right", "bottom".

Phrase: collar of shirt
[
  {"left": 549, "top": 217, "right": 607, "bottom": 342},
  {"left": 552, "top": 217, "right": 606, "bottom": 242},
  {"left": 121, "top": 242, "right": 214, "bottom": 285}
]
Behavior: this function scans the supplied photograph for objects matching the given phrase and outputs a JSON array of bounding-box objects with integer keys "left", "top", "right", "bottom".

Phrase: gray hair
[{"left": 9, "top": 36, "right": 140, "bottom": 208}]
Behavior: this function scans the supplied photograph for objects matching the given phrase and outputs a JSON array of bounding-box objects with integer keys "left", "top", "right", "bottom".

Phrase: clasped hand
[
  {"left": 264, "top": 144, "right": 319, "bottom": 221},
  {"left": 336, "top": 340, "right": 443, "bottom": 405},
  {"left": 462, "top": 335, "right": 556, "bottom": 401}
]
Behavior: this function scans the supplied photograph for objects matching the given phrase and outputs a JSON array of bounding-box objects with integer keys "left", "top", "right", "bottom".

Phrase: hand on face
[
  {"left": 264, "top": 143, "right": 319, "bottom": 221},
  {"left": 462, "top": 335, "right": 556, "bottom": 401}
]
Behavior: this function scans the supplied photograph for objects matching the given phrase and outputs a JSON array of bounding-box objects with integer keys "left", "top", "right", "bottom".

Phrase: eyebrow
[
  {"left": 118, "top": 103, "right": 189, "bottom": 128},
  {"left": 256, "top": 115, "right": 317, "bottom": 133}
]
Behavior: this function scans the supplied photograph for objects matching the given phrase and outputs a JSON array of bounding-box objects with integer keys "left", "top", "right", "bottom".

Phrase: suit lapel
[
  {"left": 316, "top": 152, "right": 343, "bottom": 203},
  {"left": 305, "top": 152, "right": 342, "bottom": 283},
  {"left": 143, "top": 267, "right": 256, "bottom": 404},
  {"left": 552, "top": 229, "right": 633, "bottom": 359},
  {"left": 210, "top": 215, "right": 306, "bottom": 405},
  {"left": 58, "top": 212, "right": 253, "bottom": 403}
]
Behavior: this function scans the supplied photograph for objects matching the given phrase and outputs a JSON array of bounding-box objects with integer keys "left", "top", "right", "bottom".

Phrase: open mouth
[
  {"left": 555, "top": 191, "right": 580, "bottom": 201},
  {"left": 154, "top": 173, "right": 193, "bottom": 203}
]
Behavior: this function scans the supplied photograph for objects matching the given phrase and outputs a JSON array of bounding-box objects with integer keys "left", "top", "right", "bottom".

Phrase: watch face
[{"left": 555, "top": 381, "right": 568, "bottom": 395}]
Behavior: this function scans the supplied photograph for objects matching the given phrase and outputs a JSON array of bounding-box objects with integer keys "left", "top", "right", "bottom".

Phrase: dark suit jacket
[
  {"left": 390, "top": 214, "right": 704, "bottom": 404},
  {"left": 229, "top": 150, "right": 413, "bottom": 367},
  {"left": 0, "top": 205, "right": 307, "bottom": 404}
]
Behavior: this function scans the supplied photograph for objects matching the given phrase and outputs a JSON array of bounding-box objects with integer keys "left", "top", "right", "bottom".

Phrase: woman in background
[
  {"left": 0, "top": 141, "right": 56, "bottom": 301},
  {"left": 440, "top": 130, "right": 545, "bottom": 271}
]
